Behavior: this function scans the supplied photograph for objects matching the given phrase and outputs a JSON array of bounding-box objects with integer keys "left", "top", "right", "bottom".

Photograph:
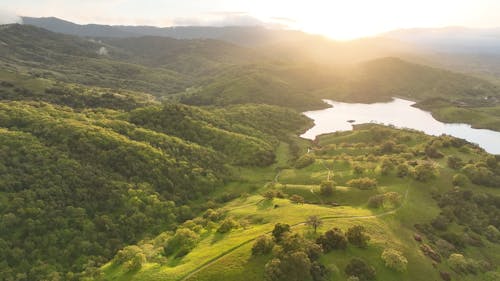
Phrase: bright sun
[
  {"left": 246, "top": 1, "right": 400, "bottom": 40},
  {"left": 241, "top": 0, "right": 489, "bottom": 40}
]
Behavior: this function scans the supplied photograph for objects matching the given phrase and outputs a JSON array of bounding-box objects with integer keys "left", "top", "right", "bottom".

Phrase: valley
[{"left": 0, "top": 19, "right": 499, "bottom": 281}]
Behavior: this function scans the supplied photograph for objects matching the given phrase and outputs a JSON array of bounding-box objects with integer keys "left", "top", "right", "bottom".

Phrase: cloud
[
  {"left": 0, "top": 9, "right": 22, "bottom": 24},
  {"left": 271, "top": 17, "right": 297, "bottom": 24},
  {"left": 173, "top": 12, "right": 264, "bottom": 27}
]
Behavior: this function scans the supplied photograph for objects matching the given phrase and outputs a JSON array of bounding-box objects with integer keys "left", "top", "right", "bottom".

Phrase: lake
[{"left": 301, "top": 98, "right": 500, "bottom": 155}]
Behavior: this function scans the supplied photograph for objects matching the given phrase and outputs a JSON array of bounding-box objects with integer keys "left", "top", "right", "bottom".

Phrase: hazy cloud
[
  {"left": 271, "top": 17, "right": 297, "bottom": 23},
  {"left": 0, "top": 9, "right": 23, "bottom": 24},
  {"left": 173, "top": 12, "right": 264, "bottom": 27}
]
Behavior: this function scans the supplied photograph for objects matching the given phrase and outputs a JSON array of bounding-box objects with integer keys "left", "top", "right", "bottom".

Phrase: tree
[
  {"left": 316, "top": 228, "right": 347, "bottom": 252},
  {"left": 217, "top": 218, "right": 238, "bottom": 233},
  {"left": 295, "top": 154, "right": 315, "bottom": 169},
  {"left": 380, "top": 140, "right": 396, "bottom": 154},
  {"left": 452, "top": 174, "right": 468, "bottom": 187},
  {"left": 448, "top": 253, "right": 468, "bottom": 273},
  {"left": 264, "top": 251, "right": 312, "bottom": 281},
  {"left": 485, "top": 155, "right": 497, "bottom": 169},
  {"left": 272, "top": 223, "right": 291, "bottom": 242},
  {"left": 384, "top": 192, "right": 402, "bottom": 208},
  {"left": 380, "top": 158, "right": 394, "bottom": 175},
  {"left": 345, "top": 258, "right": 376, "bottom": 281},
  {"left": 290, "top": 194, "right": 305, "bottom": 204},
  {"left": 353, "top": 165, "right": 364, "bottom": 175},
  {"left": 114, "top": 246, "right": 143, "bottom": 265},
  {"left": 164, "top": 228, "right": 199, "bottom": 256},
  {"left": 310, "top": 261, "right": 330, "bottom": 281},
  {"left": 319, "top": 181, "right": 335, "bottom": 196},
  {"left": 485, "top": 225, "right": 500, "bottom": 243},
  {"left": 347, "top": 226, "right": 370, "bottom": 248},
  {"left": 413, "top": 162, "right": 437, "bottom": 182},
  {"left": 306, "top": 216, "right": 323, "bottom": 233},
  {"left": 252, "top": 235, "right": 275, "bottom": 256},
  {"left": 396, "top": 163, "right": 410, "bottom": 178},
  {"left": 447, "top": 156, "right": 464, "bottom": 170},
  {"left": 381, "top": 249, "right": 408, "bottom": 272},
  {"left": 425, "top": 144, "right": 444, "bottom": 159},
  {"left": 367, "top": 194, "right": 384, "bottom": 208},
  {"left": 125, "top": 252, "right": 146, "bottom": 272}
]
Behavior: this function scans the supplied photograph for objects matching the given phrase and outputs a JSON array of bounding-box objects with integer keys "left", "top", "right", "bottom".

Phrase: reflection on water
[{"left": 301, "top": 98, "right": 500, "bottom": 154}]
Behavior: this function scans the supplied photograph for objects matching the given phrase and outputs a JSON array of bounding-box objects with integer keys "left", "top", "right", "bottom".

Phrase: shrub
[
  {"left": 380, "top": 158, "right": 394, "bottom": 175},
  {"left": 347, "top": 178, "right": 377, "bottom": 190},
  {"left": 319, "top": 181, "right": 335, "bottom": 196},
  {"left": 413, "top": 162, "right": 438, "bottom": 182},
  {"left": 461, "top": 164, "right": 499, "bottom": 187},
  {"left": 425, "top": 144, "right": 444, "bottom": 158},
  {"left": 381, "top": 249, "right": 408, "bottom": 272},
  {"left": 114, "top": 245, "right": 143, "bottom": 265},
  {"left": 290, "top": 194, "right": 305, "bottom": 204},
  {"left": 353, "top": 165, "right": 364, "bottom": 175},
  {"left": 310, "top": 261, "right": 330, "bottom": 281},
  {"left": 125, "top": 252, "right": 146, "bottom": 272},
  {"left": 345, "top": 258, "right": 376, "bottom": 281},
  {"left": 448, "top": 253, "right": 469, "bottom": 273},
  {"left": 347, "top": 225, "right": 370, "bottom": 248},
  {"left": 367, "top": 194, "right": 384, "bottom": 208},
  {"left": 435, "top": 239, "right": 456, "bottom": 257},
  {"left": 203, "top": 208, "right": 223, "bottom": 221},
  {"left": 431, "top": 215, "right": 450, "bottom": 231},
  {"left": 441, "top": 232, "right": 465, "bottom": 249},
  {"left": 217, "top": 218, "right": 238, "bottom": 233},
  {"left": 452, "top": 174, "right": 468, "bottom": 187},
  {"left": 485, "top": 225, "right": 500, "bottom": 242},
  {"left": 396, "top": 163, "right": 410, "bottom": 177},
  {"left": 447, "top": 156, "right": 464, "bottom": 170},
  {"left": 263, "top": 190, "right": 277, "bottom": 200},
  {"left": 252, "top": 235, "right": 275, "bottom": 256},
  {"left": 295, "top": 154, "right": 315, "bottom": 169},
  {"left": 380, "top": 140, "right": 396, "bottom": 154},
  {"left": 384, "top": 192, "right": 402, "bottom": 207}
]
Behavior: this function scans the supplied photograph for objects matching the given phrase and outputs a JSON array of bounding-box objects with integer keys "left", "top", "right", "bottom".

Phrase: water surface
[{"left": 301, "top": 98, "right": 500, "bottom": 154}]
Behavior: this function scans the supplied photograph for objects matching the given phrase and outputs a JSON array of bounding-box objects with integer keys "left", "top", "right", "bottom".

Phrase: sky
[{"left": 1, "top": 0, "right": 500, "bottom": 40}]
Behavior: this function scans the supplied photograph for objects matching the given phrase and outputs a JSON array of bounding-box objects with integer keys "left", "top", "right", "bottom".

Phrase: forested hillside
[{"left": 0, "top": 98, "right": 310, "bottom": 279}]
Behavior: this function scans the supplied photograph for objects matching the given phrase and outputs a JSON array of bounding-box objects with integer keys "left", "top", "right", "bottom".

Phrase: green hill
[{"left": 99, "top": 124, "right": 500, "bottom": 281}]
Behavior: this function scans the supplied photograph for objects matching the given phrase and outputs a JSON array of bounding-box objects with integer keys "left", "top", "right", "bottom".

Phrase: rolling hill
[{"left": 1, "top": 21, "right": 500, "bottom": 280}]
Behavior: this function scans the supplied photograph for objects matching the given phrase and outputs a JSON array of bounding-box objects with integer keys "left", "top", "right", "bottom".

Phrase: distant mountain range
[
  {"left": 21, "top": 16, "right": 312, "bottom": 47},
  {"left": 22, "top": 17, "right": 500, "bottom": 54},
  {"left": 17, "top": 17, "right": 500, "bottom": 79},
  {"left": 382, "top": 26, "right": 500, "bottom": 54}
]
